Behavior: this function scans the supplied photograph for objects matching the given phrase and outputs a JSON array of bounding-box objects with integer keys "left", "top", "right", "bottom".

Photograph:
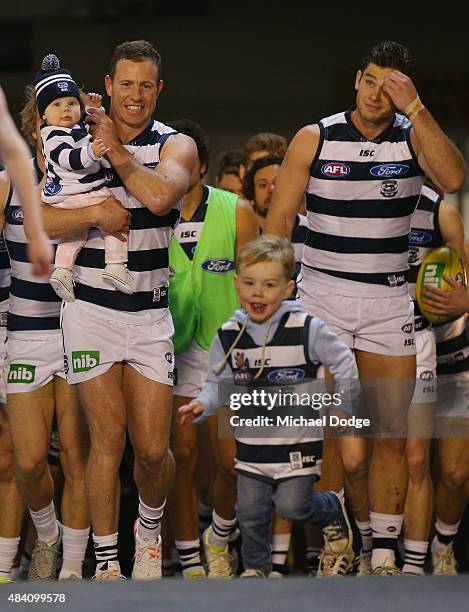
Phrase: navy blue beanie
[{"left": 34, "top": 54, "right": 81, "bottom": 117}]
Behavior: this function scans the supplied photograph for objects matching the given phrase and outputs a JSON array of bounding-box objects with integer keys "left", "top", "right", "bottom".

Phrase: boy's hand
[
  {"left": 91, "top": 138, "right": 109, "bottom": 158},
  {"left": 179, "top": 401, "right": 204, "bottom": 426},
  {"left": 86, "top": 92, "right": 103, "bottom": 108}
]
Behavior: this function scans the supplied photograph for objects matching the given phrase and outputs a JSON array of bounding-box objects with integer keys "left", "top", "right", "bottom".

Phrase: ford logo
[
  {"left": 370, "top": 164, "right": 409, "bottom": 177},
  {"left": 267, "top": 368, "right": 305, "bottom": 383},
  {"left": 11, "top": 207, "right": 24, "bottom": 223},
  {"left": 321, "top": 162, "right": 350, "bottom": 178},
  {"left": 200, "top": 259, "right": 235, "bottom": 274},
  {"left": 409, "top": 230, "right": 432, "bottom": 245}
]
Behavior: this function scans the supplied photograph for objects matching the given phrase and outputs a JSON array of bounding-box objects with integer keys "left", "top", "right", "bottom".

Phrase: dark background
[{"left": 1, "top": 1, "right": 468, "bottom": 190}]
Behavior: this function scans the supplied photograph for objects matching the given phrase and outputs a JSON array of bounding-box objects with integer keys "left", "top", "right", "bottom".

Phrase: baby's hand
[
  {"left": 178, "top": 401, "right": 204, "bottom": 426},
  {"left": 86, "top": 92, "right": 103, "bottom": 108},
  {"left": 91, "top": 137, "right": 108, "bottom": 158}
]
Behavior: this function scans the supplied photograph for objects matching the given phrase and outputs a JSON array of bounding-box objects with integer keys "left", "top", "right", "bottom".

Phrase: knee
[
  {"left": 60, "top": 445, "right": 88, "bottom": 479},
  {"left": 275, "top": 498, "right": 305, "bottom": 523},
  {"left": 375, "top": 438, "right": 406, "bottom": 456},
  {"left": 15, "top": 454, "right": 47, "bottom": 484},
  {"left": 407, "top": 450, "right": 429, "bottom": 484},
  {"left": 440, "top": 464, "right": 469, "bottom": 490},
  {"left": 135, "top": 444, "right": 170, "bottom": 474},
  {"left": 0, "top": 448, "right": 15, "bottom": 482},
  {"left": 342, "top": 455, "right": 367, "bottom": 480},
  {"left": 171, "top": 439, "right": 198, "bottom": 475}
]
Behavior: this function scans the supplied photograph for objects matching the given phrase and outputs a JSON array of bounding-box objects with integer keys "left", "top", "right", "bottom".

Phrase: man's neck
[
  {"left": 351, "top": 109, "right": 393, "bottom": 141},
  {"left": 182, "top": 182, "right": 204, "bottom": 220},
  {"left": 255, "top": 211, "right": 265, "bottom": 231}
]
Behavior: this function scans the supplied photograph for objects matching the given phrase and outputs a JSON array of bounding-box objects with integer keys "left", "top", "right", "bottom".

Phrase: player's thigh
[
  {"left": 124, "top": 364, "right": 172, "bottom": 455},
  {"left": 6, "top": 382, "right": 55, "bottom": 467}
]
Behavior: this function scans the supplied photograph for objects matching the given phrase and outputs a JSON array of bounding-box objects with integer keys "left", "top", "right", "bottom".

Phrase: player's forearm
[
  {"left": 41, "top": 203, "right": 97, "bottom": 240},
  {"left": 107, "top": 145, "right": 182, "bottom": 215},
  {"left": 413, "top": 109, "right": 466, "bottom": 192},
  {"left": 264, "top": 208, "right": 296, "bottom": 239}
]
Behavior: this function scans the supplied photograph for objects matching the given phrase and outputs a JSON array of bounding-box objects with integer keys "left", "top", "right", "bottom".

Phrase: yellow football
[{"left": 416, "top": 246, "right": 466, "bottom": 325}]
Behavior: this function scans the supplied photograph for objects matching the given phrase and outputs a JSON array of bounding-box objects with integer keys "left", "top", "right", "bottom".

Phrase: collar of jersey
[
  {"left": 123, "top": 119, "right": 154, "bottom": 146},
  {"left": 345, "top": 108, "right": 397, "bottom": 144}
]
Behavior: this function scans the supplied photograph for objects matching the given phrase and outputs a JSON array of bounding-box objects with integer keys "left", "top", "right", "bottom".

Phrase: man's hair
[
  {"left": 244, "top": 132, "right": 287, "bottom": 167},
  {"left": 217, "top": 149, "right": 243, "bottom": 179},
  {"left": 109, "top": 40, "right": 162, "bottom": 79},
  {"left": 20, "top": 84, "right": 87, "bottom": 148},
  {"left": 242, "top": 155, "right": 283, "bottom": 201},
  {"left": 361, "top": 41, "right": 416, "bottom": 77},
  {"left": 171, "top": 118, "right": 210, "bottom": 173},
  {"left": 237, "top": 235, "right": 295, "bottom": 281}
]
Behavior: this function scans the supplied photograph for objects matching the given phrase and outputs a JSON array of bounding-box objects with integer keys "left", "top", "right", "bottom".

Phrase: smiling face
[
  {"left": 235, "top": 260, "right": 294, "bottom": 324},
  {"left": 355, "top": 62, "right": 397, "bottom": 128},
  {"left": 43, "top": 96, "right": 81, "bottom": 128},
  {"left": 105, "top": 58, "right": 163, "bottom": 140}
]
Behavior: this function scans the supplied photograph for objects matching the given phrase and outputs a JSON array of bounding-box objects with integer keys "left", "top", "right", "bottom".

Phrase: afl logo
[
  {"left": 267, "top": 368, "right": 305, "bottom": 383},
  {"left": 370, "top": 164, "right": 409, "bottom": 177},
  {"left": 409, "top": 230, "right": 433, "bottom": 245},
  {"left": 401, "top": 323, "right": 413, "bottom": 334},
  {"left": 321, "top": 162, "right": 350, "bottom": 178},
  {"left": 44, "top": 181, "right": 62, "bottom": 196},
  {"left": 420, "top": 370, "right": 434, "bottom": 381},
  {"left": 11, "top": 207, "right": 24, "bottom": 224},
  {"left": 200, "top": 259, "right": 235, "bottom": 274}
]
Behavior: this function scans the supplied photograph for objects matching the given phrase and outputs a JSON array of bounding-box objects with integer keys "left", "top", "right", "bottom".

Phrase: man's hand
[
  {"left": 26, "top": 230, "right": 53, "bottom": 276},
  {"left": 178, "top": 401, "right": 204, "bottom": 426},
  {"left": 85, "top": 108, "right": 120, "bottom": 154},
  {"left": 383, "top": 70, "right": 419, "bottom": 114},
  {"left": 92, "top": 197, "right": 131, "bottom": 240},
  {"left": 420, "top": 275, "right": 469, "bottom": 318}
]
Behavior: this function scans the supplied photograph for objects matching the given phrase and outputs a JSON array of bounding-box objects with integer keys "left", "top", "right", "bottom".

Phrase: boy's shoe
[
  {"left": 357, "top": 549, "right": 372, "bottom": 576},
  {"left": 50, "top": 267, "right": 75, "bottom": 302},
  {"left": 240, "top": 569, "right": 264, "bottom": 578},
  {"left": 202, "top": 527, "right": 237, "bottom": 578},
  {"left": 371, "top": 558, "right": 401, "bottom": 575},
  {"left": 317, "top": 492, "right": 354, "bottom": 577},
  {"left": 28, "top": 525, "right": 62, "bottom": 581},
  {"left": 92, "top": 561, "right": 126, "bottom": 581},
  {"left": 432, "top": 545, "right": 458, "bottom": 575},
  {"left": 102, "top": 264, "right": 134, "bottom": 295},
  {"left": 131, "top": 520, "right": 162, "bottom": 580}
]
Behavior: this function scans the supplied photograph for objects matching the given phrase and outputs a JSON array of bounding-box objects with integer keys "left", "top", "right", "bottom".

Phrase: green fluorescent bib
[{"left": 169, "top": 187, "right": 239, "bottom": 353}]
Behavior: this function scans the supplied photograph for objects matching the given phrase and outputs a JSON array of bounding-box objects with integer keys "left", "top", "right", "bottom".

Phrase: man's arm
[
  {"left": 235, "top": 198, "right": 259, "bottom": 256},
  {"left": 87, "top": 109, "right": 197, "bottom": 215},
  {"left": 0, "top": 87, "right": 52, "bottom": 275},
  {"left": 0, "top": 172, "right": 10, "bottom": 233},
  {"left": 264, "top": 125, "right": 319, "bottom": 238},
  {"left": 420, "top": 201, "right": 469, "bottom": 317},
  {"left": 41, "top": 197, "right": 131, "bottom": 241},
  {"left": 382, "top": 71, "right": 466, "bottom": 193}
]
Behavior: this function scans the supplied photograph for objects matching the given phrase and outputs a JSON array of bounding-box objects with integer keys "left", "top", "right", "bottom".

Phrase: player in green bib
[{"left": 167, "top": 120, "right": 257, "bottom": 578}]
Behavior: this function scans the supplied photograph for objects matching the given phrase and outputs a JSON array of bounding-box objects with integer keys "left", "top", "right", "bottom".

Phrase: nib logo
[
  {"left": 72, "top": 351, "right": 100, "bottom": 373},
  {"left": 8, "top": 363, "right": 36, "bottom": 384}
]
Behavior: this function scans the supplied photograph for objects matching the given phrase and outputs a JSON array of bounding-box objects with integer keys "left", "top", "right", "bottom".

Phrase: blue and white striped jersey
[
  {"left": 4, "top": 159, "right": 61, "bottom": 336},
  {"left": 302, "top": 110, "right": 424, "bottom": 297},
  {"left": 73, "top": 119, "right": 180, "bottom": 319},
  {"left": 41, "top": 121, "right": 106, "bottom": 203}
]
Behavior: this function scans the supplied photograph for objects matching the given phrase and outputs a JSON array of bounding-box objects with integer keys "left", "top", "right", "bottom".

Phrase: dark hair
[
  {"left": 171, "top": 118, "right": 210, "bottom": 174},
  {"left": 109, "top": 40, "right": 162, "bottom": 79},
  {"left": 242, "top": 155, "right": 283, "bottom": 201},
  {"left": 217, "top": 149, "right": 243, "bottom": 179},
  {"left": 361, "top": 41, "right": 416, "bottom": 77},
  {"left": 244, "top": 132, "right": 287, "bottom": 167}
]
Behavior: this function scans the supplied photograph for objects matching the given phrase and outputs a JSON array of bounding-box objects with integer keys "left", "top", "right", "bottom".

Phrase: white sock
[
  {"left": 209, "top": 510, "right": 237, "bottom": 547},
  {"left": 271, "top": 532, "right": 291, "bottom": 572},
  {"left": 29, "top": 502, "right": 59, "bottom": 545},
  {"left": 175, "top": 539, "right": 204, "bottom": 577},
  {"left": 432, "top": 518, "right": 460, "bottom": 551},
  {"left": 355, "top": 518, "right": 372, "bottom": 552},
  {"left": 402, "top": 538, "right": 428, "bottom": 575},
  {"left": 93, "top": 532, "right": 119, "bottom": 571},
  {"left": 370, "top": 511, "right": 403, "bottom": 569},
  {"left": 137, "top": 497, "right": 165, "bottom": 541},
  {"left": 0, "top": 536, "right": 20, "bottom": 577},
  {"left": 59, "top": 526, "right": 90, "bottom": 578}
]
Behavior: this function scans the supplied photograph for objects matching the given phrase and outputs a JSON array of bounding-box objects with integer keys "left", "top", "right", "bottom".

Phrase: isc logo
[
  {"left": 71, "top": 351, "right": 100, "bottom": 373},
  {"left": 8, "top": 363, "right": 36, "bottom": 384},
  {"left": 181, "top": 230, "right": 197, "bottom": 239},
  {"left": 423, "top": 263, "right": 444, "bottom": 289},
  {"left": 321, "top": 162, "right": 350, "bottom": 178},
  {"left": 254, "top": 358, "right": 271, "bottom": 366}
]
